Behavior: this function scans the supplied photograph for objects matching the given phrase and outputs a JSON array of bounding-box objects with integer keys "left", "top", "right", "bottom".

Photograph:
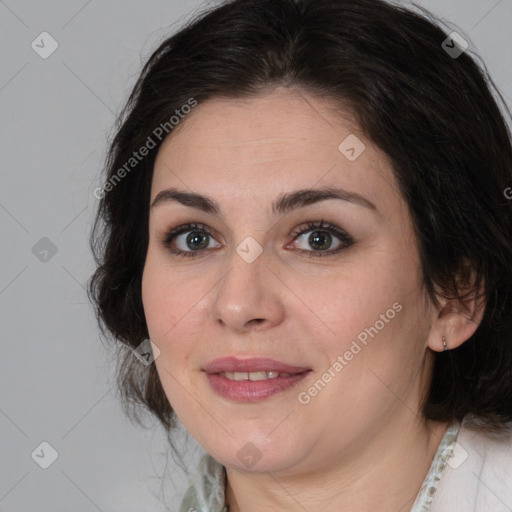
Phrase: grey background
[{"left": 0, "top": 1, "right": 511, "bottom": 511}]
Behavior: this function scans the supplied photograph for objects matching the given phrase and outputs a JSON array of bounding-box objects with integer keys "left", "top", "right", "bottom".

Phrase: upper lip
[{"left": 203, "top": 357, "right": 311, "bottom": 374}]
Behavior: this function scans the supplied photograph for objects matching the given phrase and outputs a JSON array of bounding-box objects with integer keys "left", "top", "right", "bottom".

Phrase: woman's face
[{"left": 142, "top": 87, "right": 438, "bottom": 473}]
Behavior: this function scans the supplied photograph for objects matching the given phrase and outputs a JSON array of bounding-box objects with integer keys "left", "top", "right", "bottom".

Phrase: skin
[{"left": 141, "top": 87, "right": 483, "bottom": 511}]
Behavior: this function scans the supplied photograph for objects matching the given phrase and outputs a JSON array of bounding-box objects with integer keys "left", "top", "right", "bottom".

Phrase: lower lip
[{"left": 205, "top": 372, "right": 311, "bottom": 402}]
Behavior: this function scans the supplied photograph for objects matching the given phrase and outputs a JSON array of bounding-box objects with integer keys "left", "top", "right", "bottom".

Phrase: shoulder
[{"left": 430, "top": 418, "right": 512, "bottom": 511}]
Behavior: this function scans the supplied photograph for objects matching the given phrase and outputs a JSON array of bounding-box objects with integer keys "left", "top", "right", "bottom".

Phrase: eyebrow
[{"left": 150, "top": 186, "right": 378, "bottom": 216}]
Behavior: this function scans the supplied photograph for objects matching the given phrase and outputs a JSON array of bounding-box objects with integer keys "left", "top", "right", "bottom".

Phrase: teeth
[{"left": 220, "top": 371, "right": 293, "bottom": 381}]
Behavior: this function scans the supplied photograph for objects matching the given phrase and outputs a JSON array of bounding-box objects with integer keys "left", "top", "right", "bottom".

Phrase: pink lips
[{"left": 203, "top": 357, "right": 311, "bottom": 402}]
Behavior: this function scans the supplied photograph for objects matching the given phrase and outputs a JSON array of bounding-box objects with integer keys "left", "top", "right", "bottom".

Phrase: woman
[{"left": 88, "top": 0, "right": 512, "bottom": 510}]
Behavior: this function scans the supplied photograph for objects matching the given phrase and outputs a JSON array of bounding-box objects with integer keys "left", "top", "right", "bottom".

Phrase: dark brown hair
[{"left": 88, "top": 0, "right": 512, "bottom": 445}]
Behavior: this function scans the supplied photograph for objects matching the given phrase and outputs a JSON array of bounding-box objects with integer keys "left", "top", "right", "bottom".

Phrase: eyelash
[{"left": 161, "top": 219, "right": 354, "bottom": 258}]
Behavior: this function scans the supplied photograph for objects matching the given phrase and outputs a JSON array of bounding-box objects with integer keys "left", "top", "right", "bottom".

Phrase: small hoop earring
[{"left": 442, "top": 336, "right": 448, "bottom": 351}]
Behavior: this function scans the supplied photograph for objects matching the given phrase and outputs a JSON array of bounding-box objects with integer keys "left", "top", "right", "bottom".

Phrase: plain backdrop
[{"left": 0, "top": 1, "right": 511, "bottom": 511}]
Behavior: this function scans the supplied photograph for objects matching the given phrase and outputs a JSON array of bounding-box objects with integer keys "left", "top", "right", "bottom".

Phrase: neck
[{"left": 224, "top": 417, "right": 450, "bottom": 512}]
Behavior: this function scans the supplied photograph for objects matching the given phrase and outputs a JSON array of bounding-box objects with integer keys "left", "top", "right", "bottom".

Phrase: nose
[{"left": 210, "top": 242, "right": 285, "bottom": 333}]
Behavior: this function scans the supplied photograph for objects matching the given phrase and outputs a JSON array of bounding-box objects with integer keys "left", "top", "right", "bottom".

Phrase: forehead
[
  {"left": 151, "top": 88, "right": 399, "bottom": 216},
  {"left": 157, "top": 88, "right": 359, "bottom": 161}
]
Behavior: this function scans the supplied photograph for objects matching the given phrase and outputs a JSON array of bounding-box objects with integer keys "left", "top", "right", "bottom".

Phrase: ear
[{"left": 426, "top": 274, "right": 486, "bottom": 352}]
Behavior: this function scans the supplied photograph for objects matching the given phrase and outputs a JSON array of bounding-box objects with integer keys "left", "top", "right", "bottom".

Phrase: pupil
[
  {"left": 187, "top": 230, "right": 208, "bottom": 250},
  {"left": 309, "top": 230, "right": 331, "bottom": 250}
]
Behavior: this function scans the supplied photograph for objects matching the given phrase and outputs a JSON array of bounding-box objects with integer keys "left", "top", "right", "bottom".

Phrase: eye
[
  {"left": 288, "top": 219, "right": 354, "bottom": 258},
  {"left": 161, "top": 223, "right": 222, "bottom": 257},
  {"left": 161, "top": 219, "right": 354, "bottom": 258}
]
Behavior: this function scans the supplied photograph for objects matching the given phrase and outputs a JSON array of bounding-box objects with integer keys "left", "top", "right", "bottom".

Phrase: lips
[
  {"left": 202, "top": 357, "right": 311, "bottom": 402},
  {"left": 203, "top": 356, "right": 310, "bottom": 375}
]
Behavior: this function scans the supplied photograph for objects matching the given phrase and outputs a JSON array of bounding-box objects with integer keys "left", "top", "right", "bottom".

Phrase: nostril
[{"left": 248, "top": 318, "right": 265, "bottom": 327}]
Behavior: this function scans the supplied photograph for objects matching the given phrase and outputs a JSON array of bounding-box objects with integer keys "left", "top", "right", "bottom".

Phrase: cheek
[
  {"left": 142, "top": 264, "right": 183, "bottom": 367},
  {"left": 141, "top": 254, "right": 210, "bottom": 372},
  {"left": 312, "top": 253, "right": 424, "bottom": 379},
  {"left": 141, "top": 263, "right": 171, "bottom": 340},
  {"left": 142, "top": 251, "right": 192, "bottom": 336},
  {"left": 141, "top": 261, "right": 198, "bottom": 411},
  {"left": 311, "top": 269, "right": 403, "bottom": 345}
]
